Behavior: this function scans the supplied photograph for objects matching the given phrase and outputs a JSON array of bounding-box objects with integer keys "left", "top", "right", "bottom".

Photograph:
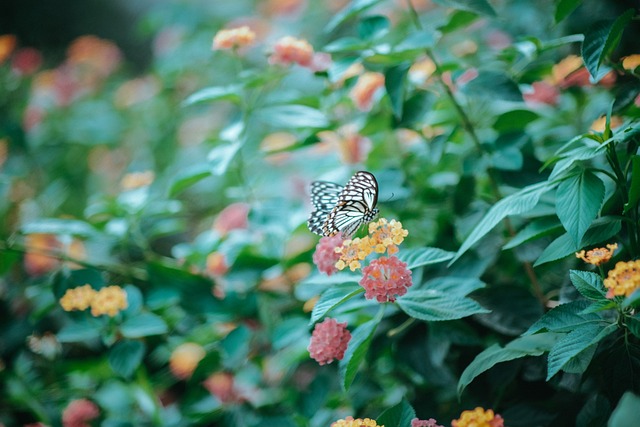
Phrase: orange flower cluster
[
  {"left": 350, "top": 72, "right": 385, "bottom": 111},
  {"left": 120, "top": 170, "right": 155, "bottom": 190},
  {"left": 603, "top": 260, "right": 640, "bottom": 298},
  {"left": 334, "top": 218, "right": 409, "bottom": 271},
  {"left": 169, "top": 343, "right": 206, "bottom": 379},
  {"left": 452, "top": 407, "right": 504, "bottom": 427},
  {"left": 212, "top": 26, "right": 256, "bottom": 50},
  {"left": 575, "top": 243, "right": 617, "bottom": 266},
  {"left": 60, "top": 285, "right": 128, "bottom": 317}
]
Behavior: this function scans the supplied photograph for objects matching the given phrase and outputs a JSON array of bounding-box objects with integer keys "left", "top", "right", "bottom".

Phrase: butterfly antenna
[{"left": 384, "top": 192, "right": 395, "bottom": 203}]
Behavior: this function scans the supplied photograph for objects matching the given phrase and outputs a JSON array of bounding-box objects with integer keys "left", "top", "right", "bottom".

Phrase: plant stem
[
  {"left": 607, "top": 143, "right": 639, "bottom": 256},
  {"left": 405, "top": 1, "right": 545, "bottom": 304}
]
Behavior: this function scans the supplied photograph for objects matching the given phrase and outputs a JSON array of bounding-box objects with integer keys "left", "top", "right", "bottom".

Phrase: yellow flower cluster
[
  {"left": 334, "top": 218, "right": 409, "bottom": 271},
  {"left": 60, "top": 285, "right": 128, "bottom": 317},
  {"left": 603, "top": 260, "right": 640, "bottom": 298},
  {"left": 452, "top": 407, "right": 503, "bottom": 427},
  {"left": 576, "top": 243, "right": 617, "bottom": 266},
  {"left": 212, "top": 26, "right": 256, "bottom": 50},
  {"left": 335, "top": 237, "right": 372, "bottom": 271},
  {"left": 368, "top": 218, "right": 408, "bottom": 255},
  {"left": 331, "top": 417, "right": 382, "bottom": 427}
]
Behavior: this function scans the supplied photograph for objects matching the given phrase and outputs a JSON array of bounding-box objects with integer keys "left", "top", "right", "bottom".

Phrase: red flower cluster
[
  {"left": 360, "top": 256, "right": 412, "bottom": 303},
  {"left": 312, "top": 233, "right": 344, "bottom": 275}
]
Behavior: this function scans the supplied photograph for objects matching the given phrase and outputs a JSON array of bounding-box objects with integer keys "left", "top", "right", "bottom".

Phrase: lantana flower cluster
[
  {"left": 330, "top": 408, "right": 503, "bottom": 427},
  {"left": 307, "top": 317, "right": 351, "bottom": 365},
  {"left": 575, "top": 243, "right": 640, "bottom": 298},
  {"left": 60, "top": 284, "right": 128, "bottom": 317}
]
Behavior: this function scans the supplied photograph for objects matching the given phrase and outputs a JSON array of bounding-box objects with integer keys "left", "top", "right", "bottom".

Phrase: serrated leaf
[
  {"left": 208, "top": 142, "right": 241, "bottom": 176},
  {"left": 377, "top": 399, "right": 416, "bottom": 427},
  {"left": 339, "top": 308, "right": 384, "bottom": 390},
  {"left": 534, "top": 218, "right": 621, "bottom": 266},
  {"left": 57, "top": 320, "right": 102, "bottom": 343},
  {"left": 547, "top": 323, "right": 616, "bottom": 380},
  {"left": 396, "top": 247, "right": 455, "bottom": 269},
  {"left": 525, "top": 300, "right": 598, "bottom": 335},
  {"left": 168, "top": 164, "right": 213, "bottom": 197},
  {"left": 625, "top": 156, "right": 640, "bottom": 213},
  {"left": 432, "top": 0, "right": 496, "bottom": 16},
  {"left": 120, "top": 313, "right": 168, "bottom": 338},
  {"left": 627, "top": 315, "right": 640, "bottom": 339},
  {"left": 582, "top": 9, "right": 635, "bottom": 82},
  {"left": 398, "top": 279, "right": 489, "bottom": 322},
  {"left": 556, "top": 170, "right": 604, "bottom": 246},
  {"left": 451, "top": 180, "right": 557, "bottom": 265},
  {"left": 325, "top": 0, "right": 383, "bottom": 33},
  {"left": 503, "top": 217, "right": 563, "bottom": 250},
  {"left": 555, "top": 0, "right": 582, "bottom": 23},
  {"left": 385, "top": 63, "right": 410, "bottom": 119},
  {"left": 108, "top": 340, "right": 145, "bottom": 378},
  {"left": 458, "top": 333, "right": 559, "bottom": 396},
  {"left": 21, "top": 219, "right": 97, "bottom": 237},
  {"left": 548, "top": 143, "right": 606, "bottom": 180},
  {"left": 358, "top": 15, "right": 390, "bottom": 40},
  {"left": 310, "top": 283, "right": 363, "bottom": 325},
  {"left": 255, "top": 105, "right": 329, "bottom": 129},
  {"left": 608, "top": 392, "right": 640, "bottom": 427},
  {"left": 462, "top": 71, "right": 522, "bottom": 101},
  {"left": 182, "top": 85, "right": 242, "bottom": 106},
  {"left": 569, "top": 270, "right": 607, "bottom": 301}
]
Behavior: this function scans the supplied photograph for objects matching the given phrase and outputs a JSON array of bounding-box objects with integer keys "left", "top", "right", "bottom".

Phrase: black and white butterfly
[{"left": 307, "top": 171, "right": 379, "bottom": 238}]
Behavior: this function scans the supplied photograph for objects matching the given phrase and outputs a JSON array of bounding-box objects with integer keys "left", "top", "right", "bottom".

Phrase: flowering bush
[{"left": 2, "top": 0, "right": 640, "bottom": 426}]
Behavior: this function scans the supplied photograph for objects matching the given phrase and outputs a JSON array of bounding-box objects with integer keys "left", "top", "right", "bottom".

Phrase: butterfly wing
[
  {"left": 322, "top": 171, "right": 379, "bottom": 238},
  {"left": 307, "top": 181, "right": 344, "bottom": 236}
]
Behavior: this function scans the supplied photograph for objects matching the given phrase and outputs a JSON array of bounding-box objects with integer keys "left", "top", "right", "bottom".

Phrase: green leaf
[
  {"left": 582, "top": 9, "right": 635, "bottom": 82},
  {"left": 208, "top": 142, "right": 241, "bottom": 176},
  {"left": 432, "top": 0, "right": 496, "bottom": 16},
  {"left": 569, "top": 270, "right": 607, "bottom": 301},
  {"left": 503, "top": 217, "right": 563, "bottom": 250},
  {"left": 358, "top": 15, "right": 390, "bottom": 40},
  {"left": 493, "top": 110, "right": 539, "bottom": 133},
  {"left": 547, "top": 323, "right": 616, "bottom": 380},
  {"left": 625, "top": 156, "right": 640, "bottom": 213},
  {"left": 120, "top": 313, "right": 168, "bottom": 338},
  {"left": 622, "top": 289, "right": 640, "bottom": 310},
  {"left": 463, "top": 71, "right": 522, "bottom": 101},
  {"left": 398, "top": 278, "right": 488, "bottom": 321},
  {"left": 555, "top": 0, "right": 582, "bottom": 23},
  {"left": 608, "top": 392, "right": 640, "bottom": 427},
  {"left": 451, "top": 180, "right": 557, "bottom": 265},
  {"left": 385, "top": 63, "right": 410, "bottom": 119},
  {"left": 182, "top": 85, "right": 242, "bottom": 106},
  {"left": 256, "top": 105, "right": 329, "bottom": 129},
  {"left": 310, "top": 283, "right": 363, "bottom": 325},
  {"left": 626, "top": 315, "right": 640, "bottom": 339},
  {"left": 525, "top": 300, "right": 599, "bottom": 335},
  {"left": 556, "top": 170, "right": 604, "bottom": 246},
  {"left": 272, "top": 317, "right": 309, "bottom": 350},
  {"left": 534, "top": 218, "right": 621, "bottom": 266},
  {"left": 377, "top": 399, "right": 416, "bottom": 427},
  {"left": 393, "top": 31, "right": 438, "bottom": 53},
  {"left": 396, "top": 247, "right": 455, "bottom": 269},
  {"left": 339, "top": 307, "right": 384, "bottom": 390},
  {"left": 168, "top": 164, "right": 213, "bottom": 197},
  {"left": 108, "top": 340, "right": 145, "bottom": 378},
  {"left": 324, "top": 37, "right": 370, "bottom": 53},
  {"left": 57, "top": 320, "right": 102, "bottom": 343},
  {"left": 21, "top": 219, "right": 97, "bottom": 237},
  {"left": 458, "top": 333, "right": 559, "bottom": 396},
  {"left": 221, "top": 325, "right": 251, "bottom": 368},
  {"left": 548, "top": 143, "right": 606, "bottom": 180},
  {"left": 325, "top": 0, "right": 384, "bottom": 32}
]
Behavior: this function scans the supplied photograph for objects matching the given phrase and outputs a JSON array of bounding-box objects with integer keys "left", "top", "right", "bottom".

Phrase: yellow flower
[
  {"left": 622, "top": 54, "right": 640, "bottom": 71},
  {"left": 90, "top": 286, "right": 128, "bottom": 317},
  {"left": 121, "top": 170, "right": 154, "bottom": 190},
  {"left": 452, "top": 407, "right": 504, "bottom": 427},
  {"left": 60, "top": 285, "right": 97, "bottom": 312},
  {"left": 169, "top": 343, "right": 206, "bottom": 380},
  {"left": 603, "top": 260, "right": 640, "bottom": 298},
  {"left": 335, "top": 237, "right": 373, "bottom": 271},
  {"left": 576, "top": 243, "right": 617, "bottom": 266},
  {"left": 368, "top": 218, "right": 409, "bottom": 255},
  {"left": 331, "top": 417, "right": 382, "bottom": 427}
]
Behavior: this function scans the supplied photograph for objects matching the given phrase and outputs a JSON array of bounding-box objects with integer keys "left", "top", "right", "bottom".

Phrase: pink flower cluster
[
  {"left": 360, "top": 256, "right": 412, "bottom": 303},
  {"left": 308, "top": 318, "right": 351, "bottom": 365},
  {"left": 412, "top": 418, "right": 444, "bottom": 427},
  {"left": 312, "top": 233, "right": 344, "bottom": 275},
  {"left": 62, "top": 399, "right": 100, "bottom": 427}
]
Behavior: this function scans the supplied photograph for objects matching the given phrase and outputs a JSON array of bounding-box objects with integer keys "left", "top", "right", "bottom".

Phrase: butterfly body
[{"left": 307, "top": 171, "right": 379, "bottom": 238}]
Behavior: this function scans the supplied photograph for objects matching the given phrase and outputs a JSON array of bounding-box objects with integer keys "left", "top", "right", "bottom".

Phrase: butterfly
[{"left": 307, "top": 171, "right": 379, "bottom": 238}]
